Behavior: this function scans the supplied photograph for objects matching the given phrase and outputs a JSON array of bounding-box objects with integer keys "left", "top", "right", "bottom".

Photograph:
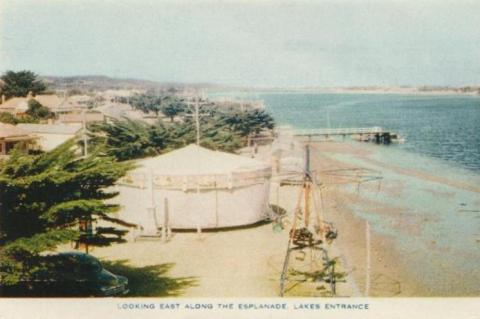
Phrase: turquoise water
[
  {"left": 260, "top": 93, "right": 480, "bottom": 172},
  {"left": 328, "top": 144, "right": 480, "bottom": 295},
  {"left": 211, "top": 91, "right": 479, "bottom": 295},
  {"left": 259, "top": 92, "right": 479, "bottom": 296},
  {"left": 211, "top": 91, "right": 480, "bottom": 171}
]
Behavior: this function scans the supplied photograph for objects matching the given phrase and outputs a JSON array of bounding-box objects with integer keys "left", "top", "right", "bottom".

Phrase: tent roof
[{"left": 134, "top": 144, "right": 269, "bottom": 175}]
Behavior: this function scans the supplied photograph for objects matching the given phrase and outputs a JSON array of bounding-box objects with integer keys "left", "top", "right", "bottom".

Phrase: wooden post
[
  {"left": 214, "top": 180, "right": 219, "bottom": 227},
  {"left": 162, "top": 198, "right": 169, "bottom": 242},
  {"left": 280, "top": 245, "right": 292, "bottom": 297},
  {"left": 385, "top": 133, "right": 391, "bottom": 144},
  {"left": 195, "top": 95, "right": 200, "bottom": 146},
  {"left": 304, "top": 182, "right": 311, "bottom": 227},
  {"left": 149, "top": 169, "right": 158, "bottom": 233},
  {"left": 304, "top": 144, "right": 311, "bottom": 227},
  {"left": 82, "top": 110, "right": 88, "bottom": 157},
  {"left": 197, "top": 225, "right": 202, "bottom": 240},
  {"left": 365, "top": 221, "right": 371, "bottom": 297},
  {"left": 305, "top": 144, "right": 311, "bottom": 177},
  {"left": 276, "top": 184, "right": 280, "bottom": 209}
]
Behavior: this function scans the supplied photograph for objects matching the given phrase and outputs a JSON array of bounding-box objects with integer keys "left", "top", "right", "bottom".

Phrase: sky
[{"left": 0, "top": 0, "right": 479, "bottom": 87}]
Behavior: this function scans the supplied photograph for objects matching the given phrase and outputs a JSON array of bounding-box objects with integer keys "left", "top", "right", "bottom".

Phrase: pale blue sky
[{"left": 1, "top": 0, "right": 479, "bottom": 87}]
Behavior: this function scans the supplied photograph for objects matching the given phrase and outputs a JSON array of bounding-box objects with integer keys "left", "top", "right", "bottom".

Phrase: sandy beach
[
  {"left": 57, "top": 134, "right": 479, "bottom": 297},
  {"left": 307, "top": 141, "right": 422, "bottom": 297},
  {"left": 308, "top": 140, "right": 480, "bottom": 297}
]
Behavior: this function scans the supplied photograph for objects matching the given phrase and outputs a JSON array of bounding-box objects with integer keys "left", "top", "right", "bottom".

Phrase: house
[
  {"left": 68, "top": 95, "right": 93, "bottom": 109},
  {"left": 57, "top": 111, "right": 105, "bottom": 124},
  {"left": 97, "top": 102, "right": 146, "bottom": 122},
  {"left": 0, "top": 93, "right": 91, "bottom": 116},
  {"left": 0, "top": 96, "right": 30, "bottom": 116},
  {"left": 17, "top": 123, "right": 82, "bottom": 151},
  {"left": 102, "top": 89, "right": 144, "bottom": 102},
  {"left": 0, "top": 123, "right": 37, "bottom": 155}
]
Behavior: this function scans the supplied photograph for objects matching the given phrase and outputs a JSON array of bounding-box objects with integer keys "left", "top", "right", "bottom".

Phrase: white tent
[{"left": 114, "top": 144, "right": 272, "bottom": 234}]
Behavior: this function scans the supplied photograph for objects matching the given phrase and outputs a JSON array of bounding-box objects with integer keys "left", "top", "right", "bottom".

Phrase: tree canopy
[
  {"left": 219, "top": 109, "right": 275, "bottom": 137},
  {"left": 129, "top": 93, "right": 186, "bottom": 119},
  {"left": 0, "top": 100, "right": 53, "bottom": 124},
  {"left": 89, "top": 118, "right": 170, "bottom": 161},
  {"left": 0, "top": 112, "right": 19, "bottom": 124},
  {"left": 129, "top": 93, "right": 164, "bottom": 116},
  {"left": 160, "top": 97, "right": 186, "bottom": 122},
  {"left": 26, "top": 99, "right": 53, "bottom": 120},
  {"left": 0, "top": 112, "right": 38, "bottom": 125},
  {"left": 0, "top": 70, "right": 47, "bottom": 99},
  {"left": 0, "top": 141, "right": 132, "bottom": 288},
  {"left": 89, "top": 105, "right": 275, "bottom": 161}
]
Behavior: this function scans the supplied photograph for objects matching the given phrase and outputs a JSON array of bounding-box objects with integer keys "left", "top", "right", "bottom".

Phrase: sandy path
[{"left": 80, "top": 223, "right": 288, "bottom": 297}]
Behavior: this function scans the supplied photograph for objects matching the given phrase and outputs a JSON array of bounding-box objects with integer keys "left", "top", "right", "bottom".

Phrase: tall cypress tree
[
  {"left": 0, "top": 70, "right": 47, "bottom": 99},
  {"left": 0, "top": 140, "right": 132, "bottom": 288}
]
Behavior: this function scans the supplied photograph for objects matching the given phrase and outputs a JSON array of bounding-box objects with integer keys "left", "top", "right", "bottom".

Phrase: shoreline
[
  {"left": 54, "top": 136, "right": 479, "bottom": 297},
  {"left": 209, "top": 88, "right": 480, "bottom": 98},
  {"left": 304, "top": 139, "right": 480, "bottom": 297},
  {"left": 275, "top": 137, "right": 425, "bottom": 297}
]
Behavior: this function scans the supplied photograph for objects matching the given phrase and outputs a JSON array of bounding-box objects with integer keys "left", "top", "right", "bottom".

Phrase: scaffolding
[{"left": 279, "top": 144, "right": 339, "bottom": 297}]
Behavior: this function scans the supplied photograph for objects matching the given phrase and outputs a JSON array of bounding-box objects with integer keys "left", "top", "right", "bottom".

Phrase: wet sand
[
  {"left": 308, "top": 142, "right": 423, "bottom": 296},
  {"left": 308, "top": 140, "right": 480, "bottom": 297}
]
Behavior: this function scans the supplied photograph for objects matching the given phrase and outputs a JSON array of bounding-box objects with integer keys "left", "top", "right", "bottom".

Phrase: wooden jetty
[{"left": 293, "top": 127, "right": 402, "bottom": 144}]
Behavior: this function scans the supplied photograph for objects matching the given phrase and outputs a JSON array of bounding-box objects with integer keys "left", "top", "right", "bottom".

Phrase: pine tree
[
  {"left": 0, "top": 70, "right": 47, "bottom": 99},
  {"left": 0, "top": 140, "right": 132, "bottom": 288},
  {"left": 89, "top": 106, "right": 276, "bottom": 161},
  {"left": 220, "top": 109, "right": 275, "bottom": 137},
  {"left": 89, "top": 118, "right": 164, "bottom": 161},
  {"left": 26, "top": 99, "right": 53, "bottom": 120},
  {"left": 161, "top": 97, "right": 186, "bottom": 122}
]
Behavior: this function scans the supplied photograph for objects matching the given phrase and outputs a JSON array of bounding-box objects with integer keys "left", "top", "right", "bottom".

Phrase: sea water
[
  {"left": 260, "top": 92, "right": 480, "bottom": 172},
  {"left": 332, "top": 143, "right": 480, "bottom": 295},
  {"left": 212, "top": 91, "right": 480, "bottom": 295}
]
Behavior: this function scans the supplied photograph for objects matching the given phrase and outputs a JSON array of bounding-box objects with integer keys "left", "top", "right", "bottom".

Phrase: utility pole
[
  {"left": 365, "top": 221, "right": 371, "bottom": 297},
  {"left": 82, "top": 109, "right": 88, "bottom": 157},
  {"left": 195, "top": 94, "right": 200, "bottom": 146}
]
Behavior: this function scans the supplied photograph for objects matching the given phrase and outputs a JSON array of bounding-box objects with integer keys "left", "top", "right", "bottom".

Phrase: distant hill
[
  {"left": 38, "top": 75, "right": 480, "bottom": 96},
  {"left": 41, "top": 75, "right": 222, "bottom": 92}
]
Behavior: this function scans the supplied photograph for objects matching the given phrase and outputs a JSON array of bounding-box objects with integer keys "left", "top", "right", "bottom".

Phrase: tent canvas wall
[{"left": 114, "top": 144, "right": 272, "bottom": 233}]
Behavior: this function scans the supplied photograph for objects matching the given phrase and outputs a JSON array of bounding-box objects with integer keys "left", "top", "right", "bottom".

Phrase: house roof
[
  {"left": 0, "top": 123, "right": 31, "bottom": 139},
  {"left": 68, "top": 95, "right": 92, "bottom": 108},
  {"left": 98, "top": 103, "right": 132, "bottom": 119},
  {"left": 58, "top": 112, "right": 105, "bottom": 123},
  {"left": 34, "top": 95, "right": 64, "bottom": 109},
  {"left": 17, "top": 123, "right": 82, "bottom": 135},
  {"left": 134, "top": 144, "right": 270, "bottom": 175},
  {"left": 18, "top": 124, "right": 81, "bottom": 151},
  {"left": 0, "top": 95, "right": 71, "bottom": 113},
  {"left": 0, "top": 97, "right": 27, "bottom": 111}
]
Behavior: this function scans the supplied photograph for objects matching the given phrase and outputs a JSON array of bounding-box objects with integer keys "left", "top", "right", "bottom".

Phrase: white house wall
[{"left": 35, "top": 133, "right": 76, "bottom": 151}]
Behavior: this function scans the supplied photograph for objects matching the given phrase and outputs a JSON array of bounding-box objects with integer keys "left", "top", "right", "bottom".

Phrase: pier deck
[
  {"left": 293, "top": 127, "right": 399, "bottom": 144},
  {"left": 293, "top": 127, "right": 384, "bottom": 136}
]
